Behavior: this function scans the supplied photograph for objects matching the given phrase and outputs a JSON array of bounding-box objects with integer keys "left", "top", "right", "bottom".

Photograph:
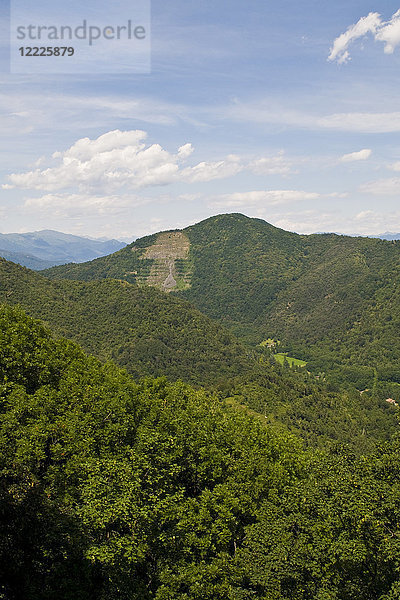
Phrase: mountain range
[
  {"left": 373, "top": 232, "right": 400, "bottom": 240},
  {"left": 0, "top": 229, "right": 127, "bottom": 269}
]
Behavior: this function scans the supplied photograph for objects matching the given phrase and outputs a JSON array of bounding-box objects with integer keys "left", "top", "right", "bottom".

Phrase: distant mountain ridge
[
  {"left": 314, "top": 231, "right": 400, "bottom": 240},
  {"left": 0, "top": 229, "right": 127, "bottom": 269},
  {"left": 0, "top": 248, "right": 54, "bottom": 270},
  {"left": 373, "top": 232, "right": 400, "bottom": 241}
]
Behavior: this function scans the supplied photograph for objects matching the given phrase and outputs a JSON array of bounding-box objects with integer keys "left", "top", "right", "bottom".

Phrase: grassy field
[{"left": 274, "top": 353, "right": 307, "bottom": 368}]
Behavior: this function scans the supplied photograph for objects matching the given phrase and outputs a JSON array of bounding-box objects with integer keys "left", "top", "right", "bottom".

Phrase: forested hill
[
  {"left": 0, "top": 257, "right": 250, "bottom": 388},
  {"left": 1, "top": 257, "right": 397, "bottom": 450},
  {"left": 42, "top": 213, "right": 400, "bottom": 397}
]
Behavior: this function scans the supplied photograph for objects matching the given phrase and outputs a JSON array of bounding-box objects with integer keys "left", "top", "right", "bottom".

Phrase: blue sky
[{"left": 2, "top": 0, "right": 400, "bottom": 239}]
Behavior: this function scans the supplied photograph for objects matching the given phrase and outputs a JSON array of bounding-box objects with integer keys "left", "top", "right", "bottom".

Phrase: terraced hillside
[{"left": 136, "top": 231, "right": 192, "bottom": 291}]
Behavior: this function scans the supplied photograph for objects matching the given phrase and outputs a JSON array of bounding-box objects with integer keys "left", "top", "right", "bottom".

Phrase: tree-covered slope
[
  {"left": 0, "top": 304, "right": 304, "bottom": 599},
  {"left": 1, "top": 257, "right": 397, "bottom": 450},
  {"left": 0, "top": 257, "right": 250, "bottom": 388},
  {"left": 2, "top": 306, "right": 400, "bottom": 599},
  {"left": 42, "top": 214, "right": 400, "bottom": 346},
  {"left": 42, "top": 213, "right": 400, "bottom": 396}
]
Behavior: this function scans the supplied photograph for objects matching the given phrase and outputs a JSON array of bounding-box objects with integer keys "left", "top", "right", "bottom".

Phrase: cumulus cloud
[
  {"left": 329, "top": 10, "right": 400, "bottom": 63},
  {"left": 3, "top": 130, "right": 293, "bottom": 193},
  {"left": 5, "top": 130, "right": 192, "bottom": 192},
  {"left": 52, "top": 130, "right": 149, "bottom": 162},
  {"left": 340, "top": 148, "right": 372, "bottom": 162}
]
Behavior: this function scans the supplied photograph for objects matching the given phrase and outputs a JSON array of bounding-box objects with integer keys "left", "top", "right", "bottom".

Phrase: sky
[{"left": 2, "top": 0, "right": 400, "bottom": 239}]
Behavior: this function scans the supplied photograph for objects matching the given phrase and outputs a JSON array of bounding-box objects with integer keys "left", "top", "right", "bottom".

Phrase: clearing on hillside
[
  {"left": 136, "top": 231, "right": 192, "bottom": 292},
  {"left": 274, "top": 353, "right": 307, "bottom": 368}
]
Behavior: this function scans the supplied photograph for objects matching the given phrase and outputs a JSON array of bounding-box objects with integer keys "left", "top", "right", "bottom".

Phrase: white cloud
[
  {"left": 180, "top": 154, "right": 244, "bottom": 183},
  {"left": 328, "top": 12, "right": 381, "bottom": 63},
  {"left": 3, "top": 129, "right": 293, "bottom": 193},
  {"left": 340, "top": 148, "right": 372, "bottom": 162},
  {"left": 23, "top": 193, "right": 152, "bottom": 217},
  {"left": 266, "top": 209, "right": 400, "bottom": 236},
  {"left": 353, "top": 209, "right": 400, "bottom": 233},
  {"left": 317, "top": 113, "right": 400, "bottom": 133},
  {"left": 388, "top": 161, "right": 400, "bottom": 171},
  {"left": 271, "top": 211, "right": 344, "bottom": 234},
  {"left": 376, "top": 9, "right": 400, "bottom": 54},
  {"left": 53, "top": 130, "right": 149, "bottom": 162},
  {"left": 227, "top": 101, "right": 400, "bottom": 133},
  {"left": 355, "top": 210, "right": 376, "bottom": 221},
  {"left": 208, "top": 189, "right": 322, "bottom": 210},
  {"left": 329, "top": 10, "right": 400, "bottom": 63},
  {"left": 360, "top": 177, "right": 400, "bottom": 195},
  {"left": 248, "top": 152, "right": 293, "bottom": 175}
]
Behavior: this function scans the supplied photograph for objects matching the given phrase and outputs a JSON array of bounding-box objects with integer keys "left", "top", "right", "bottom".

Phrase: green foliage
[
  {"left": 234, "top": 445, "right": 400, "bottom": 599},
  {"left": 0, "top": 305, "right": 305, "bottom": 599},
  {"left": 2, "top": 257, "right": 397, "bottom": 450},
  {"left": 0, "top": 258, "right": 250, "bottom": 388},
  {"left": 2, "top": 306, "right": 400, "bottom": 599}
]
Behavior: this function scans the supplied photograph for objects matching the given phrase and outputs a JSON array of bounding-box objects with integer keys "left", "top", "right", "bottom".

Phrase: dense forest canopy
[{"left": 2, "top": 306, "right": 400, "bottom": 599}]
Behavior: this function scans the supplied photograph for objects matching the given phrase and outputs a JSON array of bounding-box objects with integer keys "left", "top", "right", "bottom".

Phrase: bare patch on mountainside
[{"left": 136, "top": 232, "right": 192, "bottom": 292}]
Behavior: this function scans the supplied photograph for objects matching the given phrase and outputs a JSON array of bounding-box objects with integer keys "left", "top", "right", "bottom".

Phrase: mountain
[
  {"left": 0, "top": 229, "right": 127, "bottom": 269},
  {"left": 42, "top": 213, "right": 400, "bottom": 398},
  {"left": 374, "top": 232, "right": 400, "bottom": 241},
  {"left": 1, "top": 256, "right": 396, "bottom": 450},
  {"left": 0, "top": 248, "right": 55, "bottom": 270}
]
